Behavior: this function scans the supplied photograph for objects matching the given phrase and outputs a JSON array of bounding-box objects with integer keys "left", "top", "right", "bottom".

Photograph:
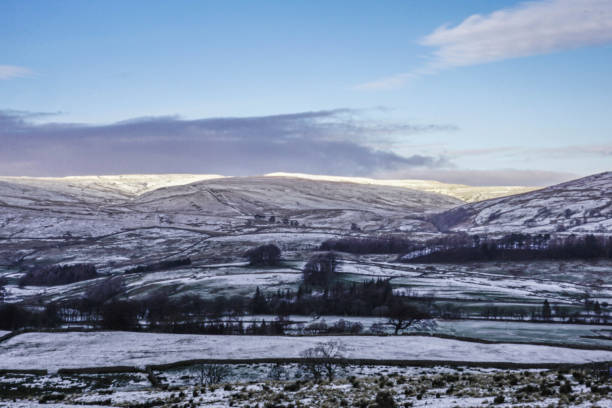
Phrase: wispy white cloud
[
  {"left": 355, "top": 0, "right": 612, "bottom": 90},
  {"left": 352, "top": 73, "right": 416, "bottom": 91},
  {"left": 376, "top": 168, "right": 577, "bottom": 186},
  {"left": 449, "top": 143, "right": 612, "bottom": 158},
  {"left": 0, "top": 65, "right": 32, "bottom": 80}
]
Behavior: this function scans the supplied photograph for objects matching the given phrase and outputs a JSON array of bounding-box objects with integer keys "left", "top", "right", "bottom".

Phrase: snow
[
  {"left": 443, "top": 171, "right": 612, "bottom": 234},
  {"left": 0, "top": 174, "right": 226, "bottom": 198},
  {"left": 8, "top": 404, "right": 112, "bottom": 408},
  {"left": 434, "top": 320, "right": 612, "bottom": 347},
  {"left": 2, "top": 332, "right": 612, "bottom": 373},
  {"left": 265, "top": 172, "right": 537, "bottom": 202},
  {"left": 338, "top": 261, "right": 421, "bottom": 277}
]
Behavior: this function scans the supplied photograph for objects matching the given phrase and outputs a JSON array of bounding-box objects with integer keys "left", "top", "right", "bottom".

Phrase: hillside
[
  {"left": 432, "top": 171, "right": 612, "bottom": 235},
  {"left": 0, "top": 175, "right": 461, "bottom": 239},
  {"left": 0, "top": 174, "right": 225, "bottom": 200},
  {"left": 265, "top": 172, "right": 537, "bottom": 202},
  {"left": 0, "top": 173, "right": 536, "bottom": 203},
  {"left": 133, "top": 176, "right": 462, "bottom": 216},
  {"left": 0, "top": 175, "right": 461, "bottom": 270},
  {"left": 0, "top": 172, "right": 608, "bottom": 273}
]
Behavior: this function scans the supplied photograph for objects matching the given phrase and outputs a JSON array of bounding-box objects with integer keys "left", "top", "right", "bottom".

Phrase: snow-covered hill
[
  {"left": 0, "top": 175, "right": 461, "bottom": 239},
  {"left": 0, "top": 174, "right": 463, "bottom": 268},
  {"left": 265, "top": 172, "right": 536, "bottom": 203},
  {"left": 0, "top": 172, "right": 608, "bottom": 271},
  {"left": 432, "top": 172, "right": 612, "bottom": 235},
  {"left": 0, "top": 174, "right": 225, "bottom": 200},
  {"left": 133, "top": 176, "right": 462, "bottom": 216}
]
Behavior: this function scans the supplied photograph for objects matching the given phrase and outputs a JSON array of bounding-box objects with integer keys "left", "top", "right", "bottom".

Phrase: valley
[{"left": 0, "top": 172, "right": 611, "bottom": 407}]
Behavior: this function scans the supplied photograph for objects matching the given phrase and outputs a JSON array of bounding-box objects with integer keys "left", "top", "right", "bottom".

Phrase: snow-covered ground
[
  {"left": 3, "top": 256, "right": 611, "bottom": 305},
  {"left": 437, "top": 171, "right": 612, "bottom": 234},
  {"left": 0, "top": 173, "right": 464, "bottom": 272},
  {"left": 2, "top": 332, "right": 612, "bottom": 373},
  {"left": 434, "top": 320, "right": 612, "bottom": 347},
  {"left": 5, "top": 365, "right": 612, "bottom": 408},
  {"left": 266, "top": 172, "right": 537, "bottom": 202}
]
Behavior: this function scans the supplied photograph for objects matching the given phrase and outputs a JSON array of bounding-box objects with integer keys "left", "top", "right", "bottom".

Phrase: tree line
[
  {"left": 321, "top": 233, "right": 612, "bottom": 262},
  {"left": 18, "top": 263, "right": 99, "bottom": 287}
]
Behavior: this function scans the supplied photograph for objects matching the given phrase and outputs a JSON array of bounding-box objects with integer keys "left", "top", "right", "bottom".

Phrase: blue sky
[{"left": 1, "top": 0, "right": 611, "bottom": 185}]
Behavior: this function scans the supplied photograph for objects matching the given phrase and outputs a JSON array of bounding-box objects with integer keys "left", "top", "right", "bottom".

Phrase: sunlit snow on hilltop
[{"left": 265, "top": 172, "right": 537, "bottom": 203}]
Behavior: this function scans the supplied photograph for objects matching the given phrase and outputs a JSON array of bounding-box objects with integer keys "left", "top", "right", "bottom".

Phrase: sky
[{"left": 1, "top": 0, "right": 611, "bottom": 186}]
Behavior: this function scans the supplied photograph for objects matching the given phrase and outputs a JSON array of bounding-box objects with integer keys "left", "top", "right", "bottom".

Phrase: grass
[{"left": 3, "top": 365, "right": 611, "bottom": 407}]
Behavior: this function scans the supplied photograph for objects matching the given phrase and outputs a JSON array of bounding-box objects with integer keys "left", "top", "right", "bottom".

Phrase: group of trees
[
  {"left": 7, "top": 233, "right": 611, "bottom": 334},
  {"left": 250, "top": 278, "right": 432, "bottom": 325},
  {"left": 18, "top": 263, "right": 98, "bottom": 287},
  {"left": 302, "top": 252, "right": 338, "bottom": 285},
  {"left": 404, "top": 234, "right": 612, "bottom": 263},
  {"left": 245, "top": 244, "right": 281, "bottom": 267},
  {"left": 0, "top": 303, "right": 60, "bottom": 331},
  {"left": 124, "top": 258, "right": 191, "bottom": 274},
  {"left": 321, "top": 236, "right": 413, "bottom": 254},
  {"left": 1, "top": 275, "right": 433, "bottom": 333},
  {"left": 321, "top": 233, "right": 612, "bottom": 262}
]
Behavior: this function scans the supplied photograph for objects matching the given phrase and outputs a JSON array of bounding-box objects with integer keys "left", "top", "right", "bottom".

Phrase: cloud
[
  {"left": 0, "top": 65, "right": 32, "bottom": 80},
  {"left": 0, "top": 109, "right": 452, "bottom": 177},
  {"left": 376, "top": 168, "right": 577, "bottom": 187},
  {"left": 355, "top": 0, "right": 612, "bottom": 90},
  {"left": 534, "top": 143, "right": 612, "bottom": 157},
  {"left": 449, "top": 144, "right": 612, "bottom": 158},
  {"left": 353, "top": 73, "right": 416, "bottom": 91}
]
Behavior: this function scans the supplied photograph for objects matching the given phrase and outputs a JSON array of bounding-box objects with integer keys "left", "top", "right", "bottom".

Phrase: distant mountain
[
  {"left": 265, "top": 172, "right": 537, "bottom": 202},
  {"left": 0, "top": 172, "right": 607, "bottom": 271},
  {"left": 0, "top": 174, "right": 225, "bottom": 200},
  {"left": 0, "top": 174, "right": 462, "bottom": 242},
  {"left": 133, "top": 176, "right": 462, "bottom": 216},
  {"left": 432, "top": 172, "right": 612, "bottom": 235},
  {"left": 0, "top": 172, "right": 535, "bottom": 203}
]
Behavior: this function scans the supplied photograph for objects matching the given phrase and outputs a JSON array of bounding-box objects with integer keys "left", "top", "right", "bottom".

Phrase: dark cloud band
[{"left": 0, "top": 109, "right": 452, "bottom": 177}]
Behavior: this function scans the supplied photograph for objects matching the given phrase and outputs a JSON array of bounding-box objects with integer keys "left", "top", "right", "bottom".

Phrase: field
[
  {"left": 2, "top": 362, "right": 612, "bottom": 407},
  {"left": 3, "top": 332, "right": 612, "bottom": 373}
]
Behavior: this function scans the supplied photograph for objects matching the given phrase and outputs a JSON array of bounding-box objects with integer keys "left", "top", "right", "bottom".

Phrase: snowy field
[
  {"left": 264, "top": 316, "right": 612, "bottom": 348},
  {"left": 2, "top": 332, "right": 612, "bottom": 373},
  {"left": 442, "top": 171, "right": 612, "bottom": 235},
  {"left": 434, "top": 320, "right": 612, "bottom": 347},
  {"left": 5, "top": 257, "right": 610, "bottom": 306},
  {"left": 2, "top": 364, "right": 612, "bottom": 408}
]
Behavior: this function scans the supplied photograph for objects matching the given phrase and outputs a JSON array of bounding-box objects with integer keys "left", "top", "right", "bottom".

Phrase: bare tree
[
  {"left": 387, "top": 302, "right": 430, "bottom": 335},
  {"left": 192, "top": 364, "right": 231, "bottom": 386},
  {"left": 0, "top": 277, "right": 7, "bottom": 303},
  {"left": 300, "top": 340, "right": 345, "bottom": 381}
]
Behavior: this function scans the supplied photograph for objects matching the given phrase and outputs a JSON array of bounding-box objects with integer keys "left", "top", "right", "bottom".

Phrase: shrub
[
  {"left": 284, "top": 381, "right": 302, "bottom": 392},
  {"left": 374, "top": 390, "right": 397, "bottom": 408},
  {"left": 559, "top": 382, "right": 572, "bottom": 394},
  {"left": 493, "top": 395, "right": 505, "bottom": 404}
]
